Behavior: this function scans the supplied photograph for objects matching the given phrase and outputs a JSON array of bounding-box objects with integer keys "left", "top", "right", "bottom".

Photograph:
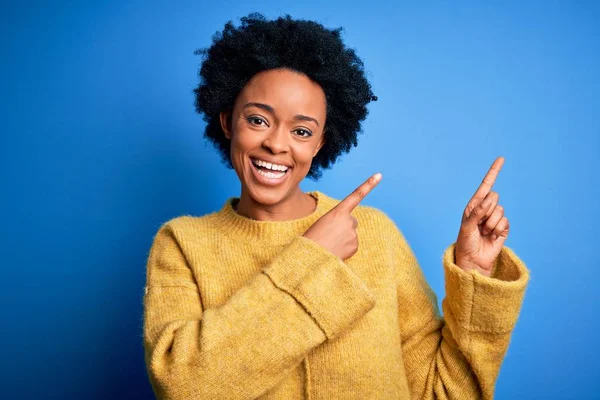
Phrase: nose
[{"left": 262, "top": 125, "right": 289, "bottom": 154}]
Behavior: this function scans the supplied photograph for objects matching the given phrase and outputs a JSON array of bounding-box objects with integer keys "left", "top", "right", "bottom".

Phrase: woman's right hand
[{"left": 302, "top": 173, "right": 382, "bottom": 261}]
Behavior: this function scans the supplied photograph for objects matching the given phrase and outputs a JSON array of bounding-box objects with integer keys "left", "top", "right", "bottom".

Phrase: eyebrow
[{"left": 243, "top": 102, "right": 320, "bottom": 127}]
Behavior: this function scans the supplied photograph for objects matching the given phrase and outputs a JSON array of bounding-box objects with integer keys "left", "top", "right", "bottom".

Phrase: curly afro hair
[{"left": 193, "top": 13, "right": 377, "bottom": 180}]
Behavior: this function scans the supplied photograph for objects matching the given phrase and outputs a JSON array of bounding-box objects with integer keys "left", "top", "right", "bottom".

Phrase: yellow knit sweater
[{"left": 142, "top": 190, "right": 530, "bottom": 399}]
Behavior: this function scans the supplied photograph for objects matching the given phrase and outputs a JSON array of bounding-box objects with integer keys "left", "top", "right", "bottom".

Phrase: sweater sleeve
[
  {"left": 142, "top": 222, "right": 376, "bottom": 400},
  {"left": 387, "top": 222, "right": 529, "bottom": 399}
]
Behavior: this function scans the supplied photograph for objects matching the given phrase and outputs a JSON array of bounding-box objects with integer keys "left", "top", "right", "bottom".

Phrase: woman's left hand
[{"left": 455, "top": 157, "right": 509, "bottom": 277}]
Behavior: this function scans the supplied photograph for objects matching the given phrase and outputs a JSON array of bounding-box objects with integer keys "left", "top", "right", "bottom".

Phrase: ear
[{"left": 219, "top": 111, "right": 232, "bottom": 139}]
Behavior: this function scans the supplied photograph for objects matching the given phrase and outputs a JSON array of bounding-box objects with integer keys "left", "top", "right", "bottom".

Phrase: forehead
[{"left": 236, "top": 69, "right": 326, "bottom": 119}]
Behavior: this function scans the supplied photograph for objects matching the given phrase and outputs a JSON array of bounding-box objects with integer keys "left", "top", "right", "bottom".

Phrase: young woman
[{"left": 142, "top": 13, "right": 529, "bottom": 399}]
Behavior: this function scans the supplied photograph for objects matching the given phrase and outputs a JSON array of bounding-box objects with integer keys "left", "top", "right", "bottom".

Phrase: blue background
[{"left": 2, "top": 1, "right": 598, "bottom": 398}]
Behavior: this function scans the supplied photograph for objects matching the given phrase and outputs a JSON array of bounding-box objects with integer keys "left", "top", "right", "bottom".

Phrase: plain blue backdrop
[{"left": 1, "top": 1, "right": 598, "bottom": 398}]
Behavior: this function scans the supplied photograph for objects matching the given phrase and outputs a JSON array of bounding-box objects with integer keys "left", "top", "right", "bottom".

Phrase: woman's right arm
[{"left": 142, "top": 221, "right": 376, "bottom": 400}]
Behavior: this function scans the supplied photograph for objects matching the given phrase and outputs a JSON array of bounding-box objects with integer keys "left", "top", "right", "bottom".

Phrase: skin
[
  {"left": 303, "top": 172, "right": 383, "bottom": 261},
  {"left": 455, "top": 156, "right": 510, "bottom": 276},
  {"left": 219, "top": 68, "right": 327, "bottom": 221},
  {"left": 219, "top": 67, "right": 509, "bottom": 274}
]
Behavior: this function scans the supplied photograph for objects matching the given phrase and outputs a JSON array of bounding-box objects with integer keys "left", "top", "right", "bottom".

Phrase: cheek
[
  {"left": 229, "top": 129, "right": 264, "bottom": 176},
  {"left": 293, "top": 146, "right": 318, "bottom": 170},
  {"left": 229, "top": 127, "right": 254, "bottom": 158},
  {"left": 228, "top": 137, "right": 248, "bottom": 176}
]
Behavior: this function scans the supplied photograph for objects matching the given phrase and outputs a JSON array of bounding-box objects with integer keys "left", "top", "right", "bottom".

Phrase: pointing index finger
[
  {"left": 472, "top": 156, "right": 505, "bottom": 201},
  {"left": 336, "top": 172, "right": 382, "bottom": 213}
]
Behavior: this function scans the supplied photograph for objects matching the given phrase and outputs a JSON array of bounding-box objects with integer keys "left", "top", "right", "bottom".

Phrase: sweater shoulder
[
  {"left": 355, "top": 204, "right": 396, "bottom": 227},
  {"left": 162, "top": 212, "right": 220, "bottom": 228},
  {"left": 320, "top": 193, "right": 400, "bottom": 235},
  {"left": 150, "top": 211, "right": 222, "bottom": 247}
]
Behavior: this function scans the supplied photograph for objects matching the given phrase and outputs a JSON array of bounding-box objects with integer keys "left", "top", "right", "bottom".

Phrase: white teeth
[
  {"left": 256, "top": 168, "right": 285, "bottom": 179},
  {"left": 253, "top": 158, "right": 289, "bottom": 171}
]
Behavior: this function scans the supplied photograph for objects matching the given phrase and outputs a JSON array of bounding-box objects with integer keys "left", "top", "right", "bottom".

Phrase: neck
[
  {"left": 214, "top": 190, "right": 329, "bottom": 246},
  {"left": 233, "top": 186, "right": 317, "bottom": 221}
]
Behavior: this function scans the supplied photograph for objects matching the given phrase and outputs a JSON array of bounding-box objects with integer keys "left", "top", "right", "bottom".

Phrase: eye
[
  {"left": 247, "top": 116, "right": 267, "bottom": 126},
  {"left": 294, "top": 128, "right": 313, "bottom": 138}
]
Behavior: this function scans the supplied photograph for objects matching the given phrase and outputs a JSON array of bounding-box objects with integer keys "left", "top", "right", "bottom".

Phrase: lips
[{"left": 250, "top": 157, "right": 292, "bottom": 169}]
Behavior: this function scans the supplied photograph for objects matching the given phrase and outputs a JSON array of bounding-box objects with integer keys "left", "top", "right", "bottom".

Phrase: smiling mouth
[
  {"left": 249, "top": 158, "right": 291, "bottom": 182},
  {"left": 251, "top": 159, "right": 291, "bottom": 174}
]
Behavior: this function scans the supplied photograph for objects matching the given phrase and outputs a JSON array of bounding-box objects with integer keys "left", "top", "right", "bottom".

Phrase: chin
[
  {"left": 246, "top": 182, "right": 290, "bottom": 206},
  {"left": 250, "top": 190, "right": 283, "bottom": 206}
]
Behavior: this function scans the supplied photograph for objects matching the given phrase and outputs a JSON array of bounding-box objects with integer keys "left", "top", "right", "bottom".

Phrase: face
[{"left": 220, "top": 68, "right": 326, "bottom": 206}]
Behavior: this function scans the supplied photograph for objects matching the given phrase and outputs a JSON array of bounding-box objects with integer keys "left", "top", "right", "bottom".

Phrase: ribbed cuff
[
  {"left": 262, "top": 235, "right": 377, "bottom": 340},
  {"left": 442, "top": 243, "right": 530, "bottom": 333}
]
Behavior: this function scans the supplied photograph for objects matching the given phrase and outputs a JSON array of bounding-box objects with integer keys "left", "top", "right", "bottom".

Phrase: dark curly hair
[{"left": 193, "top": 13, "right": 376, "bottom": 180}]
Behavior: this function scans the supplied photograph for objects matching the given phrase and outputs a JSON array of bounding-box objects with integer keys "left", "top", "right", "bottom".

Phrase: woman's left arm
[
  {"left": 395, "top": 157, "right": 530, "bottom": 399},
  {"left": 392, "top": 230, "right": 529, "bottom": 399}
]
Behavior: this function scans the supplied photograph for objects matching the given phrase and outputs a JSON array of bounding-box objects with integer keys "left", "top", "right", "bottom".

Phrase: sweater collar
[{"left": 214, "top": 190, "right": 334, "bottom": 245}]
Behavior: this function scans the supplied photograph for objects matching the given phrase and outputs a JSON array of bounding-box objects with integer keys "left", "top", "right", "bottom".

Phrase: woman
[{"left": 142, "top": 13, "right": 529, "bottom": 399}]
